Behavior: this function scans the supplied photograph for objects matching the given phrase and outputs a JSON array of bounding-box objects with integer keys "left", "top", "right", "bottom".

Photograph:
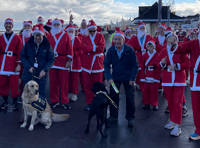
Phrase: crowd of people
[{"left": 0, "top": 16, "right": 200, "bottom": 140}]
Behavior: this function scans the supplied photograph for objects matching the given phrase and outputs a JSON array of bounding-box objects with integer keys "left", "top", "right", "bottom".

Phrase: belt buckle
[
  {"left": 54, "top": 52, "right": 58, "bottom": 57},
  {"left": 148, "top": 66, "right": 153, "bottom": 71},
  {"left": 7, "top": 51, "right": 13, "bottom": 57}
]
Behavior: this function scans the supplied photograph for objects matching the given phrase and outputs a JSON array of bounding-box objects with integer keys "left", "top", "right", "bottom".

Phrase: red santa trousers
[
  {"left": 191, "top": 91, "right": 200, "bottom": 135},
  {"left": 142, "top": 83, "right": 159, "bottom": 106},
  {"left": 82, "top": 71, "right": 103, "bottom": 105},
  {"left": 80, "top": 72, "right": 85, "bottom": 92},
  {"left": 136, "top": 70, "right": 144, "bottom": 93},
  {"left": 49, "top": 69, "right": 69, "bottom": 104},
  {"left": 68, "top": 72, "right": 80, "bottom": 94},
  {"left": 0, "top": 75, "right": 19, "bottom": 98},
  {"left": 163, "top": 86, "right": 185, "bottom": 124}
]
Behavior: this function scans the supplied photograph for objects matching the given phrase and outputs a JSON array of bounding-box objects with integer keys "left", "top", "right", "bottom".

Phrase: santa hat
[
  {"left": 32, "top": 24, "right": 45, "bottom": 35},
  {"left": 166, "top": 33, "right": 178, "bottom": 41},
  {"left": 52, "top": 18, "right": 62, "bottom": 26},
  {"left": 165, "top": 27, "right": 173, "bottom": 35},
  {"left": 125, "top": 26, "right": 131, "bottom": 33},
  {"left": 23, "top": 21, "right": 33, "bottom": 28},
  {"left": 159, "top": 23, "right": 166, "bottom": 30},
  {"left": 37, "top": 16, "right": 44, "bottom": 22},
  {"left": 87, "top": 20, "right": 97, "bottom": 30},
  {"left": 82, "top": 19, "right": 86, "bottom": 23},
  {"left": 115, "top": 27, "right": 121, "bottom": 32},
  {"left": 4, "top": 18, "right": 14, "bottom": 26},
  {"left": 45, "top": 19, "right": 52, "bottom": 28},
  {"left": 65, "top": 24, "right": 75, "bottom": 31},
  {"left": 137, "top": 22, "right": 146, "bottom": 29},
  {"left": 156, "top": 28, "right": 159, "bottom": 32},
  {"left": 60, "top": 19, "right": 64, "bottom": 25},
  {"left": 114, "top": 29, "right": 125, "bottom": 40},
  {"left": 97, "top": 26, "right": 102, "bottom": 32},
  {"left": 146, "top": 40, "right": 155, "bottom": 49},
  {"left": 190, "top": 29, "right": 196, "bottom": 34}
]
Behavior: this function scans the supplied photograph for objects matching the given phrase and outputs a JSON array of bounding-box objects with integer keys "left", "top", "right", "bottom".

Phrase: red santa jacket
[
  {"left": 127, "top": 34, "right": 155, "bottom": 70},
  {"left": 175, "top": 39, "right": 200, "bottom": 91},
  {"left": 81, "top": 32, "right": 105, "bottom": 73},
  {"left": 155, "top": 35, "right": 167, "bottom": 53},
  {"left": 47, "top": 31, "right": 73, "bottom": 70},
  {"left": 19, "top": 34, "right": 31, "bottom": 46},
  {"left": 0, "top": 32, "right": 23, "bottom": 75},
  {"left": 157, "top": 45, "right": 190, "bottom": 86},
  {"left": 71, "top": 36, "right": 82, "bottom": 72},
  {"left": 140, "top": 50, "right": 160, "bottom": 83},
  {"left": 125, "top": 36, "right": 130, "bottom": 44}
]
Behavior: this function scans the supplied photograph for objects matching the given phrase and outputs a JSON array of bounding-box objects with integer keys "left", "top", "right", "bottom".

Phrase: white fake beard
[
  {"left": 137, "top": 30, "right": 146, "bottom": 38},
  {"left": 23, "top": 29, "right": 32, "bottom": 38},
  {"left": 68, "top": 33, "right": 75, "bottom": 40},
  {"left": 51, "top": 26, "right": 62, "bottom": 36},
  {"left": 61, "top": 26, "right": 65, "bottom": 31}
]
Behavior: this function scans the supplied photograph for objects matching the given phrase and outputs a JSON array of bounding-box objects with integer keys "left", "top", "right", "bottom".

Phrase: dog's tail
[{"left": 51, "top": 113, "right": 70, "bottom": 122}]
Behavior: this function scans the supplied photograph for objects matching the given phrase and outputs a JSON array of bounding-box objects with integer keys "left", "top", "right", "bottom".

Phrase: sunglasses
[{"left": 89, "top": 30, "right": 96, "bottom": 33}]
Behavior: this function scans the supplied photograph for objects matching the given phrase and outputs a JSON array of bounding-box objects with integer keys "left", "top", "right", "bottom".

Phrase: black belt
[
  {"left": 194, "top": 70, "right": 200, "bottom": 73},
  {"left": 58, "top": 54, "right": 67, "bottom": 56},
  {"left": 145, "top": 66, "right": 156, "bottom": 70},
  {"left": 1, "top": 52, "right": 17, "bottom": 56}
]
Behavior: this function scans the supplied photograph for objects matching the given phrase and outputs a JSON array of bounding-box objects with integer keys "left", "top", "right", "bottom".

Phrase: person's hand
[
  {"left": 65, "top": 61, "right": 71, "bottom": 68},
  {"left": 96, "top": 45, "right": 99, "bottom": 48},
  {"left": 39, "top": 70, "right": 46, "bottom": 79},
  {"left": 15, "top": 64, "right": 21, "bottom": 72},
  {"left": 169, "top": 64, "right": 176, "bottom": 71},
  {"left": 129, "top": 81, "right": 135, "bottom": 86},
  {"left": 108, "top": 79, "right": 114, "bottom": 84},
  {"left": 161, "top": 56, "right": 167, "bottom": 65},
  {"left": 29, "top": 67, "right": 34, "bottom": 73}
]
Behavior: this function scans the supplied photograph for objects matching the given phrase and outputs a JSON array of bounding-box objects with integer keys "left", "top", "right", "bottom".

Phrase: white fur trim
[
  {"left": 140, "top": 79, "right": 145, "bottom": 82},
  {"left": 138, "top": 25, "right": 145, "bottom": 29},
  {"left": 162, "top": 83, "right": 186, "bottom": 86},
  {"left": 125, "top": 29, "right": 131, "bottom": 33},
  {"left": 67, "top": 55, "right": 73, "bottom": 60},
  {"left": 176, "top": 63, "right": 181, "bottom": 71},
  {"left": 93, "top": 45, "right": 96, "bottom": 52},
  {"left": 33, "top": 30, "right": 44, "bottom": 35},
  {"left": 87, "top": 25, "right": 97, "bottom": 30},
  {"left": 159, "top": 25, "right": 166, "bottom": 30},
  {"left": 146, "top": 41, "right": 155, "bottom": 49},
  {"left": 52, "top": 20, "right": 61, "bottom": 26},
  {"left": 66, "top": 27, "right": 75, "bottom": 31},
  {"left": 23, "top": 22, "right": 32, "bottom": 28},
  {"left": 52, "top": 65, "right": 69, "bottom": 70},
  {"left": 4, "top": 20, "right": 14, "bottom": 26},
  {"left": 114, "top": 33, "right": 125, "bottom": 40}
]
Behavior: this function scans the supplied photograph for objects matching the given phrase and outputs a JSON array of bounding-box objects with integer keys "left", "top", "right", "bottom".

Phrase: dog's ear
[{"left": 24, "top": 83, "right": 29, "bottom": 93}]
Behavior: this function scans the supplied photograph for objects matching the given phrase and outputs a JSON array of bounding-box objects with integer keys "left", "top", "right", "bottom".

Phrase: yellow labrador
[{"left": 20, "top": 80, "right": 70, "bottom": 131}]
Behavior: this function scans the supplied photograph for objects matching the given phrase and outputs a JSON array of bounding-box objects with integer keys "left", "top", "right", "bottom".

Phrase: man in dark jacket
[
  {"left": 104, "top": 30, "right": 139, "bottom": 127},
  {"left": 20, "top": 24, "right": 55, "bottom": 98}
]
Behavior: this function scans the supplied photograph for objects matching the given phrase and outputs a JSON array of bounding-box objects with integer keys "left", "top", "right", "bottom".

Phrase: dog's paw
[
  {"left": 20, "top": 123, "right": 27, "bottom": 128},
  {"left": 28, "top": 126, "right": 34, "bottom": 131},
  {"left": 45, "top": 126, "right": 50, "bottom": 129}
]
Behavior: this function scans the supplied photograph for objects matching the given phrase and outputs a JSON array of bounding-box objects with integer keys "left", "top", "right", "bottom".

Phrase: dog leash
[{"left": 97, "top": 91, "right": 118, "bottom": 109}]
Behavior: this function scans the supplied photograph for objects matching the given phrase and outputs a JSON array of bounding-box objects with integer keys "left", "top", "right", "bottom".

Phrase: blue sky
[{"left": 0, "top": 0, "right": 199, "bottom": 30}]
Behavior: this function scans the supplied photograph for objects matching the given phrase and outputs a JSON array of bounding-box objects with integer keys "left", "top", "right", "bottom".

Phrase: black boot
[
  {"left": 13, "top": 97, "right": 20, "bottom": 111},
  {"left": 0, "top": 96, "right": 8, "bottom": 110}
]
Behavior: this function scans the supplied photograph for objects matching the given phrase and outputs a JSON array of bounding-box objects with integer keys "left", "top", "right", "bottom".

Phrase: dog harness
[
  {"left": 30, "top": 96, "right": 47, "bottom": 112},
  {"left": 96, "top": 91, "right": 118, "bottom": 109}
]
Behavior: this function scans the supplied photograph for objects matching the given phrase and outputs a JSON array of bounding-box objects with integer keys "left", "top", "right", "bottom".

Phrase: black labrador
[{"left": 85, "top": 81, "right": 112, "bottom": 137}]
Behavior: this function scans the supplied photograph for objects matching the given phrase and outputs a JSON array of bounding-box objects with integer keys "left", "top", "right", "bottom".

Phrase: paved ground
[{"left": 1, "top": 40, "right": 200, "bottom": 148}]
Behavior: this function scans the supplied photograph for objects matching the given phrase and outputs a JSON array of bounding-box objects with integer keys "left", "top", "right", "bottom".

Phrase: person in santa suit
[
  {"left": 19, "top": 21, "right": 33, "bottom": 102},
  {"left": 0, "top": 18, "right": 23, "bottom": 111},
  {"left": 60, "top": 19, "right": 65, "bottom": 31},
  {"left": 37, "top": 16, "right": 44, "bottom": 25},
  {"left": 127, "top": 22, "right": 155, "bottom": 93},
  {"left": 65, "top": 24, "right": 82, "bottom": 102},
  {"left": 155, "top": 23, "right": 167, "bottom": 53},
  {"left": 124, "top": 26, "right": 132, "bottom": 43},
  {"left": 47, "top": 19, "right": 73, "bottom": 110},
  {"left": 183, "top": 29, "right": 197, "bottom": 43},
  {"left": 157, "top": 33, "right": 190, "bottom": 136},
  {"left": 140, "top": 40, "right": 160, "bottom": 110},
  {"left": 81, "top": 19, "right": 105, "bottom": 110},
  {"left": 43, "top": 19, "right": 52, "bottom": 34},
  {"left": 78, "top": 19, "right": 87, "bottom": 38},
  {"left": 73, "top": 24, "right": 79, "bottom": 36},
  {"left": 173, "top": 32, "right": 200, "bottom": 140},
  {"left": 154, "top": 28, "right": 160, "bottom": 38}
]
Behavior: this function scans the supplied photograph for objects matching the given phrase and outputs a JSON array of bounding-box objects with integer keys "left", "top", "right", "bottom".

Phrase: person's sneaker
[
  {"left": 85, "top": 105, "right": 90, "bottom": 111},
  {"left": 107, "top": 116, "right": 118, "bottom": 123},
  {"left": 0, "top": 101, "right": 8, "bottom": 110},
  {"left": 143, "top": 104, "right": 150, "bottom": 110},
  {"left": 62, "top": 104, "right": 71, "bottom": 110},
  {"left": 128, "top": 119, "right": 134, "bottom": 127},
  {"left": 136, "top": 84, "right": 140, "bottom": 91},
  {"left": 70, "top": 94, "right": 78, "bottom": 102},
  {"left": 170, "top": 124, "right": 181, "bottom": 136},
  {"left": 165, "top": 121, "right": 176, "bottom": 129},
  {"left": 165, "top": 106, "right": 169, "bottom": 113},
  {"left": 189, "top": 133, "right": 200, "bottom": 140},
  {"left": 68, "top": 93, "right": 73, "bottom": 100},
  {"left": 158, "top": 87, "right": 163, "bottom": 92},
  {"left": 50, "top": 102, "right": 59, "bottom": 108},
  {"left": 152, "top": 106, "right": 158, "bottom": 111},
  {"left": 182, "top": 107, "right": 188, "bottom": 117},
  {"left": 13, "top": 102, "right": 20, "bottom": 111}
]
